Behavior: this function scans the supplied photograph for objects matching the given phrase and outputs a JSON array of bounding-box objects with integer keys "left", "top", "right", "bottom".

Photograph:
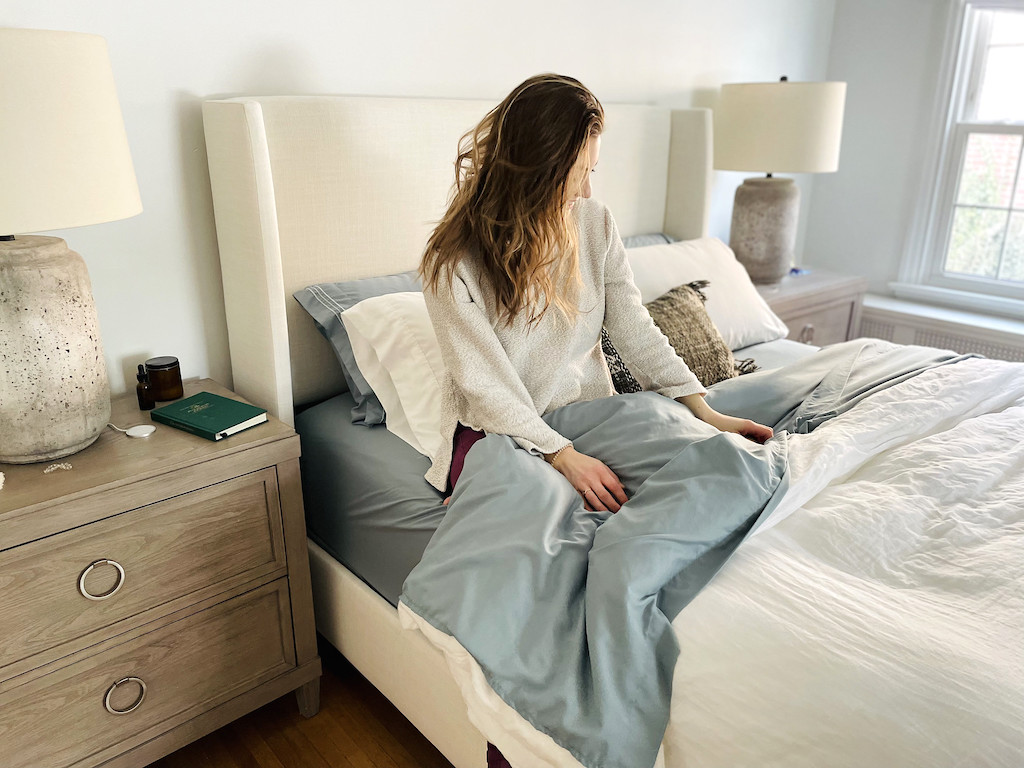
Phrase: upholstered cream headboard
[{"left": 202, "top": 95, "right": 712, "bottom": 425}]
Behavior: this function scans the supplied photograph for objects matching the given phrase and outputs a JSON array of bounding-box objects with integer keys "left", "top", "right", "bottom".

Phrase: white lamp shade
[
  {"left": 714, "top": 81, "right": 847, "bottom": 174},
  {"left": 0, "top": 28, "right": 142, "bottom": 235}
]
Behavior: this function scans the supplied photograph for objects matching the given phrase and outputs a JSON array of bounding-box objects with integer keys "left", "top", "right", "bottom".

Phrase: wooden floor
[{"left": 152, "top": 639, "right": 456, "bottom": 768}]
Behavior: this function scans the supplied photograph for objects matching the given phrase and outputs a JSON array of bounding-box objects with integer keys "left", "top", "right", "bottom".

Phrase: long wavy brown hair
[{"left": 420, "top": 74, "right": 604, "bottom": 326}]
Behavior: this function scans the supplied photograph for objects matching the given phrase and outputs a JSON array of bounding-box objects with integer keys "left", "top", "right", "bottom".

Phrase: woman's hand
[
  {"left": 546, "top": 446, "right": 628, "bottom": 513},
  {"left": 676, "top": 394, "right": 774, "bottom": 444},
  {"left": 700, "top": 411, "right": 774, "bottom": 444}
]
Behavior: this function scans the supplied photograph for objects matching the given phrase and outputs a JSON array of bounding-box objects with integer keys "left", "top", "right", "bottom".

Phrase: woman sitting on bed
[
  {"left": 420, "top": 73, "right": 774, "bottom": 768},
  {"left": 421, "top": 72, "right": 773, "bottom": 519}
]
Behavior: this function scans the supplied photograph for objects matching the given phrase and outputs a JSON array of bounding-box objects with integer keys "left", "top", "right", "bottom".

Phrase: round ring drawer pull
[
  {"left": 798, "top": 324, "right": 816, "bottom": 344},
  {"left": 78, "top": 559, "right": 126, "bottom": 601},
  {"left": 104, "top": 676, "right": 147, "bottom": 715}
]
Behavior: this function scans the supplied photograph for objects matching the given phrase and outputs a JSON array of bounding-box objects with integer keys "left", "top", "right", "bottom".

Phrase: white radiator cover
[{"left": 859, "top": 295, "right": 1024, "bottom": 363}]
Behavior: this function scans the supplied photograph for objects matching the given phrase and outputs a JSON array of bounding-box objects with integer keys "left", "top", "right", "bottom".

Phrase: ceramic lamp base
[
  {"left": 0, "top": 235, "right": 111, "bottom": 463},
  {"left": 728, "top": 176, "right": 799, "bottom": 285}
]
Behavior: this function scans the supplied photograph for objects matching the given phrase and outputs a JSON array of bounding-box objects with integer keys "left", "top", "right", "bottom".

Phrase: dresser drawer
[
  {"left": 0, "top": 468, "right": 286, "bottom": 678},
  {"left": 0, "top": 579, "right": 294, "bottom": 768},
  {"left": 782, "top": 301, "right": 855, "bottom": 346}
]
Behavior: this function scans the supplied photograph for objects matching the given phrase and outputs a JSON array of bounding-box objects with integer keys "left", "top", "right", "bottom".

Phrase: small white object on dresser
[
  {"left": 0, "top": 378, "right": 321, "bottom": 768},
  {"left": 755, "top": 269, "right": 868, "bottom": 345}
]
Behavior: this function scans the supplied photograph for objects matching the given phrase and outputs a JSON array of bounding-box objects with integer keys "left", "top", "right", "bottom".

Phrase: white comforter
[{"left": 402, "top": 356, "right": 1024, "bottom": 767}]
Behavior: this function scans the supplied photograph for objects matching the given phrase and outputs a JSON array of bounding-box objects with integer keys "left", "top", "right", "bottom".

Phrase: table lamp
[
  {"left": 714, "top": 77, "right": 846, "bottom": 284},
  {"left": 0, "top": 28, "right": 142, "bottom": 463}
]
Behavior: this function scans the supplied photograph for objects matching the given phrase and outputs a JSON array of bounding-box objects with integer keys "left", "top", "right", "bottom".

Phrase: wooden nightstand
[
  {"left": 756, "top": 269, "right": 868, "bottom": 346},
  {"left": 0, "top": 379, "right": 321, "bottom": 768}
]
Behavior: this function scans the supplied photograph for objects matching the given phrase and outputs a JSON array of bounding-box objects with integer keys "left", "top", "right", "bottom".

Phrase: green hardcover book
[{"left": 150, "top": 391, "right": 268, "bottom": 441}]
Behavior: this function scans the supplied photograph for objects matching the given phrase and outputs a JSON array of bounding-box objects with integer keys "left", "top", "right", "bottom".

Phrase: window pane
[
  {"left": 999, "top": 212, "right": 1024, "bottom": 282},
  {"left": 976, "top": 10, "right": 1024, "bottom": 121},
  {"left": 944, "top": 206, "right": 1008, "bottom": 278},
  {"left": 989, "top": 9, "right": 1024, "bottom": 45},
  {"left": 976, "top": 45, "right": 1024, "bottom": 121},
  {"left": 957, "top": 133, "right": 1022, "bottom": 207}
]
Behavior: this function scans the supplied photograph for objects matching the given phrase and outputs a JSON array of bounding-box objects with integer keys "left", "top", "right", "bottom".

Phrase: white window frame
[{"left": 896, "top": 0, "right": 1024, "bottom": 317}]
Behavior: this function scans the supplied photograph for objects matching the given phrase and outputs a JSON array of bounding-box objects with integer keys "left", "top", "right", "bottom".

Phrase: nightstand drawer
[
  {"left": 0, "top": 580, "right": 294, "bottom": 768},
  {"left": 783, "top": 301, "right": 855, "bottom": 346},
  {"left": 0, "top": 468, "right": 286, "bottom": 676}
]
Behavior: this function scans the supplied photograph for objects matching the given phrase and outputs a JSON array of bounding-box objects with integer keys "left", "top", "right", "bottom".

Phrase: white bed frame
[{"left": 202, "top": 94, "right": 713, "bottom": 768}]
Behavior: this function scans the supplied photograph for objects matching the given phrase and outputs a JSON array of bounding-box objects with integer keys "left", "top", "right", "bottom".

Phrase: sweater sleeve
[
  {"left": 600, "top": 210, "right": 707, "bottom": 399},
  {"left": 424, "top": 267, "right": 572, "bottom": 456}
]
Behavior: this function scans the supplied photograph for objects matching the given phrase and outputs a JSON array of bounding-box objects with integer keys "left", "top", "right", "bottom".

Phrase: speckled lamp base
[
  {"left": 0, "top": 235, "right": 111, "bottom": 463},
  {"left": 728, "top": 177, "right": 800, "bottom": 285}
]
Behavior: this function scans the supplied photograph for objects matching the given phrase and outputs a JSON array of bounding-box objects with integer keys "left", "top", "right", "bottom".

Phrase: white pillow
[
  {"left": 626, "top": 238, "right": 789, "bottom": 350},
  {"left": 342, "top": 292, "right": 445, "bottom": 459}
]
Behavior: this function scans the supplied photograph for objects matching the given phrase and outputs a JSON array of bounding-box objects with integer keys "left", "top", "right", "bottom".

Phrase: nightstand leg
[{"left": 295, "top": 678, "right": 321, "bottom": 717}]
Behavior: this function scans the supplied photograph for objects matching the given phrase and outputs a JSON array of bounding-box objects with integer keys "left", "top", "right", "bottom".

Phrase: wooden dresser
[
  {"left": 756, "top": 269, "right": 868, "bottom": 346},
  {"left": 0, "top": 379, "right": 321, "bottom": 768}
]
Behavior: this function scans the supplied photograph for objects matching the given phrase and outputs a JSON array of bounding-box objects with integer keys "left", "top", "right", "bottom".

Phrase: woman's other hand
[
  {"left": 700, "top": 411, "right": 774, "bottom": 444},
  {"left": 547, "top": 446, "right": 628, "bottom": 513},
  {"left": 676, "top": 393, "right": 774, "bottom": 444}
]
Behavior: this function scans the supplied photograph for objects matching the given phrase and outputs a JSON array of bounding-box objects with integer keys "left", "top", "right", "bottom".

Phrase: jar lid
[{"left": 145, "top": 356, "right": 179, "bottom": 370}]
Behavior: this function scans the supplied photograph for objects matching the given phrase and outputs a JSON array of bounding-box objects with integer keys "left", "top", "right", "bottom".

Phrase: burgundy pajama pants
[{"left": 448, "top": 422, "right": 487, "bottom": 491}]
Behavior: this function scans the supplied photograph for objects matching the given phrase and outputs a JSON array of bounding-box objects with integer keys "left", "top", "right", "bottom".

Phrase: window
[{"left": 900, "top": 1, "right": 1024, "bottom": 312}]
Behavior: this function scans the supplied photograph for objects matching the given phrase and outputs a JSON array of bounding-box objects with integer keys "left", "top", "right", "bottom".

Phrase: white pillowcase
[
  {"left": 342, "top": 292, "right": 445, "bottom": 459},
  {"left": 626, "top": 238, "right": 789, "bottom": 350}
]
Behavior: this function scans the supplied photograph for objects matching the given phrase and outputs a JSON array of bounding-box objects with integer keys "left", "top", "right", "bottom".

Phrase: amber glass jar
[{"left": 145, "top": 356, "right": 184, "bottom": 401}]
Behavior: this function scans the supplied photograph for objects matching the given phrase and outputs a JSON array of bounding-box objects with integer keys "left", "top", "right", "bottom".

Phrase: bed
[{"left": 202, "top": 94, "right": 1024, "bottom": 768}]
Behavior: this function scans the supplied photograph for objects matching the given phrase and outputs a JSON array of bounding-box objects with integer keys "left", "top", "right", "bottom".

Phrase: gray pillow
[
  {"left": 294, "top": 270, "right": 421, "bottom": 424},
  {"left": 621, "top": 232, "right": 675, "bottom": 249}
]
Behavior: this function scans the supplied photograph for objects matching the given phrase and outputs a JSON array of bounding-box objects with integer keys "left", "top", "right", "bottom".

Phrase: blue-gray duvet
[{"left": 399, "top": 340, "right": 974, "bottom": 768}]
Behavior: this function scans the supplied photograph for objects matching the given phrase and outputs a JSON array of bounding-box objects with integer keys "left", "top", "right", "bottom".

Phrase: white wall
[
  {"left": 6, "top": 0, "right": 835, "bottom": 394},
  {"left": 802, "top": 0, "right": 949, "bottom": 291}
]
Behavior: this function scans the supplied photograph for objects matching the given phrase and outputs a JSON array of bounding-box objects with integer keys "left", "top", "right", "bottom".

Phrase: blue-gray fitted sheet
[{"left": 296, "top": 392, "right": 445, "bottom": 605}]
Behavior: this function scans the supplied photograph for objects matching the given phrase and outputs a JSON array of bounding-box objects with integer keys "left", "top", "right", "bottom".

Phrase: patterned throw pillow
[
  {"left": 601, "top": 328, "right": 643, "bottom": 394},
  {"left": 601, "top": 281, "right": 759, "bottom": 393}
]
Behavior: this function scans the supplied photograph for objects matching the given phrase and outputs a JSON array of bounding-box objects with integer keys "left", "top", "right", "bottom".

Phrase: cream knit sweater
[{"left": 423, "top": 198, "right": 705, "bottom": 491}]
